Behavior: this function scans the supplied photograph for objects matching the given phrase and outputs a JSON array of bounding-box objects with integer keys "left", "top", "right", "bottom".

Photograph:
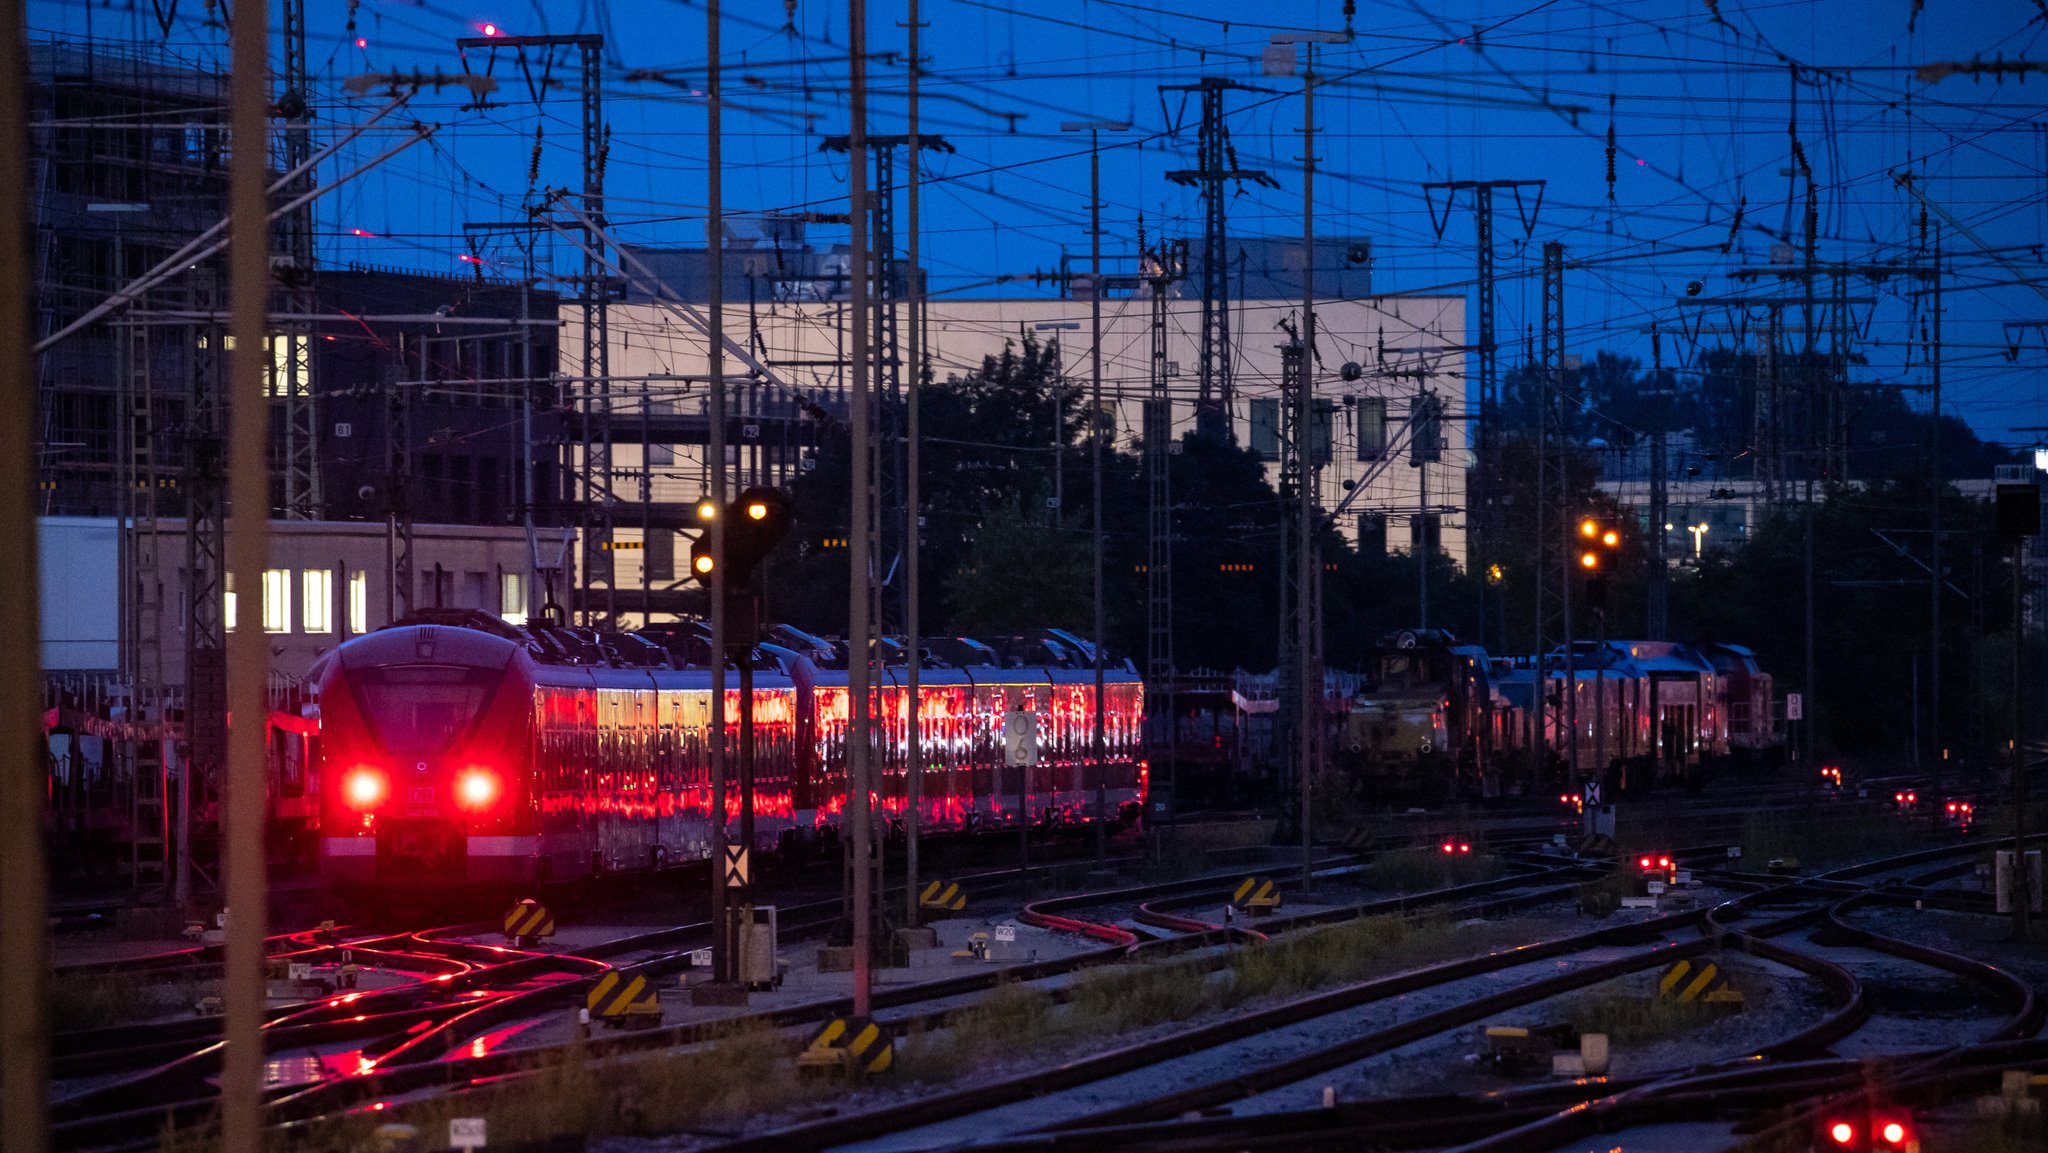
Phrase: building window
[
  {"left": 302, "top": 569, "right": 333, "bottom": 634},
  {"left": 261, "top": 569, "right": 291, "bottom": 633},
  {"left": 1353, "top": 396, "right": 1386, "bottom": 460},
  {"left": 501, "top": 571, "right": 528, "bottom": 626},
  {"left": 224, "top": 571, "right": 236, "bottom": 633},
  {"left": 349, "top": 571, "right": 368, "bottom": 635},
  {"left": 1249, "top": 398, "right": 1279, "bottom": 461},
  {"left": 647, "top": 528, "right": 675, "bottom": 583}
]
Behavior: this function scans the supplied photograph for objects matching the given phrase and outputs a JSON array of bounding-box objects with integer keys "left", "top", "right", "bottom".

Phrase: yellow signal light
[
  {"left": 1579, "top": 551, "right": 1600, "bottom": 570},
  {"left": 746, "top": 501, "right": 769, "bottom": 520},
  {"left": 696, "top": 500, "right": 717, "bottom": 521},
  {"left": 1579, "top": 519, "right": 1599, "bottom": 538},
  {"left": 1601, "top": 529, "right": 1619, "bottom": 548},
  {"left": 693, "top": 554, "right": 715, "bottom": 574}
]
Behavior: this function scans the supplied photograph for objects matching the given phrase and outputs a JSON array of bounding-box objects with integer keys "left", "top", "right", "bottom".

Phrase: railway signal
[
  {"left": 1814, "top": 1110, "right": 1917, "bottom": 1151},
  {"left": 689, "top": 486, "right": 793, "bottom": 588}
]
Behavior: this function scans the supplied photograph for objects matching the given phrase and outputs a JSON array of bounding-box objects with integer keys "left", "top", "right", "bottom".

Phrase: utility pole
[
  {"left": 1064, "top": 119, "right": 1126, "bottom": 865},
  {"left": 846, "top": 0, "right": 875, "bottom": 1021},
  {"left": 1159, "top": 78, "right": 1277, "bottom": 436},
  {"left": 222, "top": 3, "right": 274, "bottom": 1150},
  {"left": 1928, "top": 229, "right": 1944, "bottom": 766},
  {"left": 704, "top": 0, "right": 734, "bottom": 996},
  {"left": 1646, "top": 324, "right": 1670, "bottom": 639},
  {"left": 902, "top": 0, "right": 926, "bottom": 930},
  {"left": 1540, "top": 242, "right": 1569, "bottom": 783},
  {"left": 276, "top": 0, "right": 319, "bottom": 519},
  {"left": 1142, "top": 233, "right": 1185, "bottom": 858},
  {"left": 0, "top": 2, "right": 49, "bottom": 1146},
  {"left": 1273, "top": 24, "right": 1349, "bottom": 889}
]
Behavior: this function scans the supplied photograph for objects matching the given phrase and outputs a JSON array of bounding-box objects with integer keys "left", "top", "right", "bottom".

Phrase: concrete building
[
  {"left": 40, "top": 517, "right": 537, "bottom": 687},
  {"left": 565, "top": 292, "right": 1468, "bottom": 622}
]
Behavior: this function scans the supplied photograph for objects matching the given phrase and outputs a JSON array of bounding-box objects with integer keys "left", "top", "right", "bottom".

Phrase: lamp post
[
  {"left": 1689, "top": 522, "right": 1709, "bottom": 559},
  {"left": 1061, "top": 119, "right": 1128, "bottom": 868}
]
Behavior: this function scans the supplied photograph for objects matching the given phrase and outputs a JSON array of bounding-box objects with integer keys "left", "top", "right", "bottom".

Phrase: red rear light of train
[
  {"left": 1880, "top": 1120, "right": 1908, "bottom": 1145},
  {"left": 1639, "top": 856, "right": 1653, "bottom": 869},
  {"left": 456, "top": 768, "right": 501, "bottom": 811},
  {"left": 342, "top": 767, "right": 388, "bottom": 810},
  {"left": 1828, "top": 1121, "right": 1855, "bottom": 1145}
]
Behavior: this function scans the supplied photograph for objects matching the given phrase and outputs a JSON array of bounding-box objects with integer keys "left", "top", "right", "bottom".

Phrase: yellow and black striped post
[
  {"left": 1231, "top": 877, "right": 1283, "bottom": 913},
  {"left": 918, "top": 880, "right": 966, "bottom": 913},
  {"left": 587, "top": 971, "right": 659, "bottom": 1027},
  {"left": 503, "top": 899, "right": 555, "bottom": 943},
  {"left": 798, "top": 1015, "right": 895, "bottom": 1077},
  {"left": 1658, "top": 959, "right": 1743, "bottom": 1008}
]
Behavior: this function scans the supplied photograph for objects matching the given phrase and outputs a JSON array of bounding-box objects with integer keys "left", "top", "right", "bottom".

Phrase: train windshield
[{"left": 353, "top": 665, "right": 498, "bottom": 753}]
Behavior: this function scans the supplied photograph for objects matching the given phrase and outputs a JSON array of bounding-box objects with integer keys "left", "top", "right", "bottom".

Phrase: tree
[{"left": 943, "top": 496, "right": 1092, "bottom": 633}]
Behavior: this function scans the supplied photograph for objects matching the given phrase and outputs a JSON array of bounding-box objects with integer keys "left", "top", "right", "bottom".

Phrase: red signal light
[
  {"left": 1907, "top": 792, "right": 1917, "bottom": 803},
  {"left": 342, "top": 767, "right": 387, "bottom": 810},
  {"left": 1880, "top": 1120, "right": 1907, "bottom": 1145},
  {"left": 1829, "top": 1121, "right": 1855, "bottom": 1145},
  {"left": 481, "top": 22, "right": 501, "bottom": 36},
  {"left": 1442, "top": 841, "right": 1455, "bottom": 854},
  {"left": 1895, "top": 792, "right": 1905, "bottom": 803},
  {"left": 1459, "top": 842, "right": 1472, "bottom": 854},
  {"left": 1639, "top": 856, "right": 1653, "bottom": 869},
  {"left": 1947, "top": 802, "right": 1958, "bottom": 812},
  {"left": 1658, "top": 856, "right": 1672, "bottom": 868},
  {"left": 456, "top": 768, "right": 501, "bottom": 811}
]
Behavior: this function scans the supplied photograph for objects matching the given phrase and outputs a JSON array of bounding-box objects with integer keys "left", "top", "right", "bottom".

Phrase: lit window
[
  {"left": 302, "top": 569, "right": 333, "bottom": 634},
  {"left": 501, "top": 571, "right": 527, "bottom": 626},
  {"left": 261, "top": 569, "right": 291, "bottom": 633},
  {"left": 349, "top": 571, "right": 368, "bottom": 635},
  {"left": 224, "top": 571, "right": 236, "bottom": 632}
]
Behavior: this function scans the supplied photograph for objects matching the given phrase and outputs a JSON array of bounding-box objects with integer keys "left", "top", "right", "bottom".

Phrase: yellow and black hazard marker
[
  {"left": 1231, "top": 876, "right": 1283, "bottom": 913},
  {"left": 503, "top": 899, "right": 555, "bottom": 943},
  {"left": 798, "top": 1015, "right": 894, "bottom": 1077},
  {"left": 586, "top": 971, "right": 661, "bottom": 1028},
  {"left": 919, "top": 879, "right": 966, "bottom": 913},
  {"left": 1658, "top": 958, "right": 1744, "bottom": 1009}
]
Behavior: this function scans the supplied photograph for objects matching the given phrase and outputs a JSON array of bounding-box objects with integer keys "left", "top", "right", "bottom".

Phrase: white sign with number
[
  {"left": 449, "top": 1118, "right": 487, "bottom": 1150},
  {"left": 1786, "top": 693, "right": 1804, "bottom": 721},
  {"left": 287, "top": 962, "right": 311, "bottom": 982},
  {"left": 993, "top": 924, "right": 1017, "bottom": 944},
  {"left": 1004, "top": 710, "right": 1038, "bottom": 767}
]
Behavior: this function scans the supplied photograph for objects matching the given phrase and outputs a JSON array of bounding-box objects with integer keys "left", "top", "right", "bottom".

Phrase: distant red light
[
  {"left": 1895, "top": 792, "right": 1906, "bottom": 803},
  {"left": 459, "top": 254, "right": 485, "bottom": 265},
  {"left": 1829, "top": 1121, "right": 1854, "bottom": 1145},
  {"left": 350, "top": 228, "right": 378, "bottom": 238},
  {"left": 481, "top": 23, "right": 501, "bottom": 36},
  {"left": 1658, "top": 856, "right": 1672, "bottom": 868},
  {"left": 456, "top": 768, "right": 501, "bottom": 810},
  {"left": 1639, "top": 856, "right": 1653, "bottom": 869},
  {"left": 356, "top": 37, "right": 368, "bottom": 48},
  {"left": 1442, "top": 842, "right": 1455, "bottom": 854},
  {"left": 1459, "top": 843, "right": 1472, "bottom": 854},
  {"left": 1880, "top": 1120, "right": 1907, "bottom": 1145},
  {"left": 343, "top": 767, "right": 387, "bottom": 810}
]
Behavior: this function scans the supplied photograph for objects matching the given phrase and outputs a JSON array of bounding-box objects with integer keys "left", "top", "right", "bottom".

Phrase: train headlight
[
  {"left": 343, "top": 767, "right": 388, "bottom": 810},
  {"left": 456, "top": 768, "right": 501, "bottom": 811}
]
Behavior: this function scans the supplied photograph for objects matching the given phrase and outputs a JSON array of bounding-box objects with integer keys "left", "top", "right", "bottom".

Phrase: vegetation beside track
[
  {"left": 1739, "top": 808, "right": 1925, "bottom": 868},
  {"left": 901, "top": 912, "right": 1531, "bottom": 1079},
  {"left": 50, "top": 969, "right": 212, "bottom": 1031}
]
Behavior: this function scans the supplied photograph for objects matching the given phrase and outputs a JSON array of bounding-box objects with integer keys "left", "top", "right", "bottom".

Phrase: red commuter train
[{"left": 316, "top": 621, "right": 1146, "bottom": 892}]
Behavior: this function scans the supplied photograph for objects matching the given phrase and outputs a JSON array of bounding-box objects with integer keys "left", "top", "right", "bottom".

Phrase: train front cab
[{"left": 317, "top": 626, "right": 536, "bottom": 891}]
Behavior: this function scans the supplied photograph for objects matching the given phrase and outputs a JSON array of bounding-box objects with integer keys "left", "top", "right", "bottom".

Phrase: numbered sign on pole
[
  {"left": 1004, "top": 709, "right": 1038, "bottom": 768},
  {"left": 1786, "top": 693, "right": 1803, "bottom": 721}
]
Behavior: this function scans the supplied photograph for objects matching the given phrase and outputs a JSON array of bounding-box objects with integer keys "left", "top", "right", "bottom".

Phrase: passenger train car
[
  {"left": 316, "top": 619, "right": 1145, "bottom": 892},
  {"left": 1337, "top": 629, "right": 1781, "bottom": 801}
]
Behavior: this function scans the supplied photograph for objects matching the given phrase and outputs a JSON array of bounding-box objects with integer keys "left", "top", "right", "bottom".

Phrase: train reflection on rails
[
  {"left": 1336, "top": 628, "right": 1785, "bottom": 802},
  {"left": 316, "top": 617, "right": 1144, "bottom": 891}
]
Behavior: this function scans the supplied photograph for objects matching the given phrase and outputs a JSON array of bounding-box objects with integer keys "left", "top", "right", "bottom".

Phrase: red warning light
[
  {"left": 1442, "top": 841, "right": 1456, "bottom": 854},
  {"left": 1880, "top": 1120, "right": 1906, "bottom": 1144},
  {"left": 1458, "top": 842, "right": 1472, "bottom": 854},
  {"left": 481, "top": 22, "right": 501, "bottom": 36},
  {"left": 1829, "top": 1121, "right": 1854, "bottom": 1145},
  {"left": 342, "top": 767, "right": 387, "bottom": 810},
  {"left": 1639, "top": 856, "right": 1653, "bottom": 869},
  {"left": 459, "top": 254, "right": 485, "bottom": 265},
  {"left": 350, "top": 228, "right": 378, "bottom": 238},
  {"left": 356, "top": 37, "right": 368, "bottom": 48},
  {"left": 455, "top": 768, "right": 501, "bottom": 811},
  {"left": 1658, "top": 856, "right": 1672, "bottom": 868}
]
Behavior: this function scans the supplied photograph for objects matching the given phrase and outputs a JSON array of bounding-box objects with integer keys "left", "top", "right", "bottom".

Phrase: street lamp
[
  {"left": 1688, "top": 522, "right": 1709, "bottom": 558},
  {"left": 1060, "top": 118, "right": 1127, "bottom": 867}
]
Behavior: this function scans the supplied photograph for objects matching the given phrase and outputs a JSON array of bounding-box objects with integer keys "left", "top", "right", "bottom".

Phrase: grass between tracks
[
  {"left": 900, "top": 911, "right": 1520, "bottom": 1079},
  {"left": 1739, "top": 808, "right": 1924, "bottom": 868},
  {"left": 1558, "top": 985, "right": 1720, "bottom": 1044},
  {"left": 49, "top": 970, "right": 214, "bottom": 1031},
  {"left": 166, "top": 1022, "right": 808, "bottom": 1153}
]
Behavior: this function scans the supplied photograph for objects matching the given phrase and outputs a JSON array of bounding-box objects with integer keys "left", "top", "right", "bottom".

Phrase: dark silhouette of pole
[
  {"left": 0, "top": 3, "right": 50, "bottom": 1147},
  {"left": 847, "top": 0, "right": 875, "bottom": 1019},
  {"left": 222, "top": 2, "right": 275, "bottom": 1148}
]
